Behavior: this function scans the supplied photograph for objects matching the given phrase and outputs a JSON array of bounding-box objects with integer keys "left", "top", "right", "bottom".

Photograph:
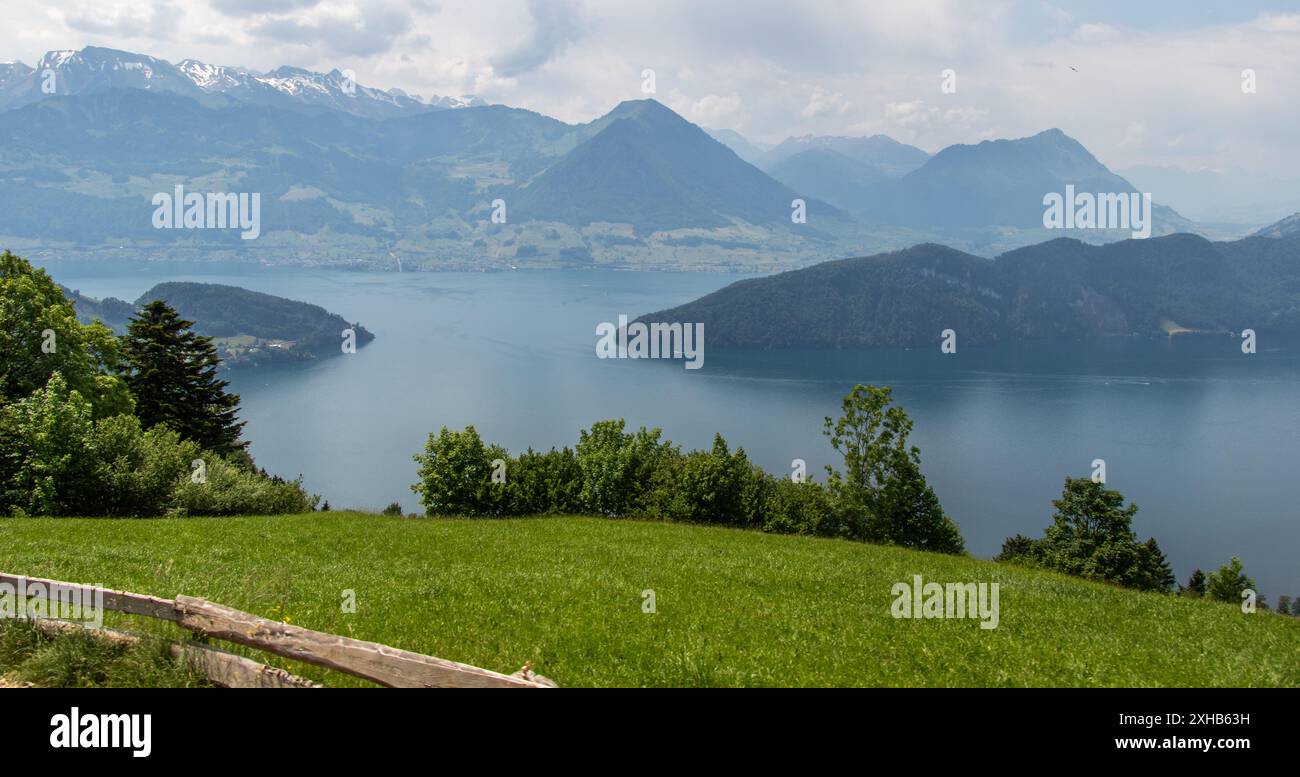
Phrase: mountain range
[
  {"left": 0, "top": 46, "right": 1264, "bottom": 272},
  {"left": 0, "top": 47, "right": 481, "bottom": 119},
  {"left": 638, "top": 232, "right": 1300, "bottom": 348},
  {"left": 711, "top": 127, "right": 1193, "bottom": 235}
]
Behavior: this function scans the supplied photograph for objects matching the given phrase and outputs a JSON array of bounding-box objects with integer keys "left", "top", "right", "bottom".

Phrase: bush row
[
  {"left": 0, "top": 373, "right": 316, "bottom": 517},
  {"left": 411, "top": 418, "right": 964, "bottom": 553}
]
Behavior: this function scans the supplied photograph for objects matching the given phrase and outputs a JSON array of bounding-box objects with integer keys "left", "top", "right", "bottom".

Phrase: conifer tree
[
  {"left": 122, "top": 300, "right": 246, "bottom": 456},
  {"left": 1182, "top": 569, "right": 1207, "bottom": 597}
]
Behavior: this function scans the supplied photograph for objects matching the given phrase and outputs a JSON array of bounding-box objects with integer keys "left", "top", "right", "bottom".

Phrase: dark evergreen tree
[
  {"left": 122, "top": 300, "right": 246, "bottom": 456},
  {"left": 1182, "top": 569, "right": 1207, "bottom": 597}
]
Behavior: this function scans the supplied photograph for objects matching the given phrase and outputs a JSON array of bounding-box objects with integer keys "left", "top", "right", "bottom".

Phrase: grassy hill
[{"left": 0, "top": 514, "right": 1295, "bottom": 687}]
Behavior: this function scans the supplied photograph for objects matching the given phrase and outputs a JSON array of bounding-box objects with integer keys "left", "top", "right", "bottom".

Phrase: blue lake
[{"left": 46, "top": 261, "right": 1300, "bottom": 598}]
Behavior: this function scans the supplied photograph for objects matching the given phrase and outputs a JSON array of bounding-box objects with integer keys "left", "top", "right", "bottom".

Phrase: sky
[{"left": 6, "top": 0, "right": 1300, "bottom": 177}]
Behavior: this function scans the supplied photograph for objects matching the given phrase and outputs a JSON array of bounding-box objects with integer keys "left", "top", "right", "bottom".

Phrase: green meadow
[{"left": 1, "top": 513, "right": 1296, "bottom": 687}]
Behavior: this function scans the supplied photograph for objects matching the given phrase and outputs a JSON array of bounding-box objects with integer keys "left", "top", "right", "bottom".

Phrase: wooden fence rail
[{"left": 0, "top": 572, "right": 553, "bottom": 688}]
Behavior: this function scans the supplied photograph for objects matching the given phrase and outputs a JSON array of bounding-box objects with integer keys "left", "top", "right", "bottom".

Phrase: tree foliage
[
  {"left": 823, "top": 385, "right": 963, "bottom": 553},
  {"left": 411, "top": 387, "right": 966, "bottom": 556},
  {"left": 0, "top": 250, "right": 131, "bottom": 418},
  {"left": 122, "top": 300, "right": 246, "bottom": 456},
  {"left": 411, "top": 425, "right": 509, "bottom": 517},
  {"left": 1180, "top": 569, "right": 1207, "bottom": 597},
  {"left": 1206, "top": 557, "right": 1256, "bottom": 604},
  {"left": 997, "top": 477, "right": 1175, "bottom": 592},
  {"left": 0, "top": 251, "right": 311, "bottom": 517},
  {"left": 0, "top": 372, "right": 311, "bottom": 517}
]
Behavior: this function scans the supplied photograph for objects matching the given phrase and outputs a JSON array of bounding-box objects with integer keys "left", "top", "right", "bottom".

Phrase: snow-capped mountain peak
[{"left": 0, "top": 46, "right": 484, "bottom": 119}]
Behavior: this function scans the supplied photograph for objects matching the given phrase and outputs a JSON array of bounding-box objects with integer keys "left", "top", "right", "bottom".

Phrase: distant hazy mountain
[
  {"left": 704, "top": 128, "right": 771, "bottom": 166},
  {"left": 760, "top": 134, "right": 930, "bottom": 175},
  {"left": 0, "top": 60, "right": 34, "bottom": 97},
  {"left": 704, "top": 131, "right": 931, "bottom": 210},
  {"left": 0, "top": 46, "right": 480, "bottom": 119},
  {"left": 765, "top": 148, "right": 893, "bottom": 210},
  {"left": 858, "top": 129, "right": 1190, "bottom": 234},
  {"left": 639, "top": 233, "right": 1300, "bottom": 347},
  {"left": 1120, "top": 165, "right": 1300, "bottom": 226},
  {"left": 1251, "top": 213, "right": 1300, "bottom": 238},
  {"left": 511, "top": 99, "right": 846, "bottom": 233}
]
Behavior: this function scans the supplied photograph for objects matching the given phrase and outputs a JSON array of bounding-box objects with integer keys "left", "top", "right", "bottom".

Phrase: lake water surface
[{"left": 45, "top": 261, "right": 1300, "bottom": 597}]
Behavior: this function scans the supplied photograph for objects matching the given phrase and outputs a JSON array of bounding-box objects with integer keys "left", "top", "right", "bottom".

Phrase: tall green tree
[
  {"left": 1035, "top": 478, "right": 1174, "bottom": 591},
  {"left": 1181, "top": 568, "right": 1207, "bottom": 597},
  {"left": 998, "top": 478, "right": 1174, "bottom": 592},
  {"left": 823, "top": 385, "right": 963, "bottom": 553},
  {"left": 0, "top": 250, "right": 131, "bottom": 417},
  {"left": 121, "top": 300, "right": 246, "bottom": 456}
]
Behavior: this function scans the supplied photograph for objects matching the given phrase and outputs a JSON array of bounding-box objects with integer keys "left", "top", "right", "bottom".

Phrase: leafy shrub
[
  {"left": 168, "top": 457, "right": 317, "bottom": 516},
  {"left": 0, "top": 373, "right": 311, "bottom": 517},
  {"left": 88, "top": 415, "right": 200, "bottom": 517},
  {"left": 382, "top": 502, "right": 404, "bottom": 516},
  {"left": 575, "top": 420, "right": 678, "bottom": 517},
  {"left": 408, "top": 394, "right": 971, "bottom": 554},
  {"left": 661, "top": 435, "right": 755, "bottom": 526},
  {"left": 995, "top": 534, "right": 1040, "bottom": 564},
  {"left": 411, "top": 425, "right": 509, "bottom": 516},
  {"left": 759, "top": 475, "right": 845, "bottom": 537},
  {"left": 505, "top": 447, "right": 583, "bottom": 515},
  {"left": 0, "top": 373, "right": 97, "bottom": 515}
]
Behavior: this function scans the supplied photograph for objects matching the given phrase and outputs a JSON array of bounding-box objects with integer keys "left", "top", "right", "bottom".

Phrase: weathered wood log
[
  {"left": 510, "top": 661, "right": 558, "bottom": 688},
  {"left": 28, "top": 619, "right": 322, "bottom": 688},
  {"left": 0, "top": 572, "right": 179, "bottom": 622},
  {"left": 171, "top": 643, "right": 323, "bottom": 689},
  {"left": 174, "top": 595, "right": 549, "bottom": 688},
  {"left": 2, "top": 571, "right": 555, "bottom": 688}
]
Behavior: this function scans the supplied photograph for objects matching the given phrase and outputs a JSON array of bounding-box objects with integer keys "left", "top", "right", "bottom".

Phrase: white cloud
[
  {"left": 490, "top": 0, "right": 584, "bottom": 78},
  {"left": 800, "top": 87, "right": 849, "bottom": 118},
  {"left": 668, "top": 90, "right": 743, "bottom": 126}
]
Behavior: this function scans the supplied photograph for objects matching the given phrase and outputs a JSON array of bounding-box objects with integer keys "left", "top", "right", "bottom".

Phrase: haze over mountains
[
  {"left": 714, "top": 127, "right": 1193, "bottom": 234},
  {"left": 0, "top": 46, "right": 1273, "bottom": 272},
  {"left": 1119, "top": 164, "right": 1300, "bottom": 228},
  {"left": 1252, "top": 212, "right": 1300, "bottom": 238}
]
